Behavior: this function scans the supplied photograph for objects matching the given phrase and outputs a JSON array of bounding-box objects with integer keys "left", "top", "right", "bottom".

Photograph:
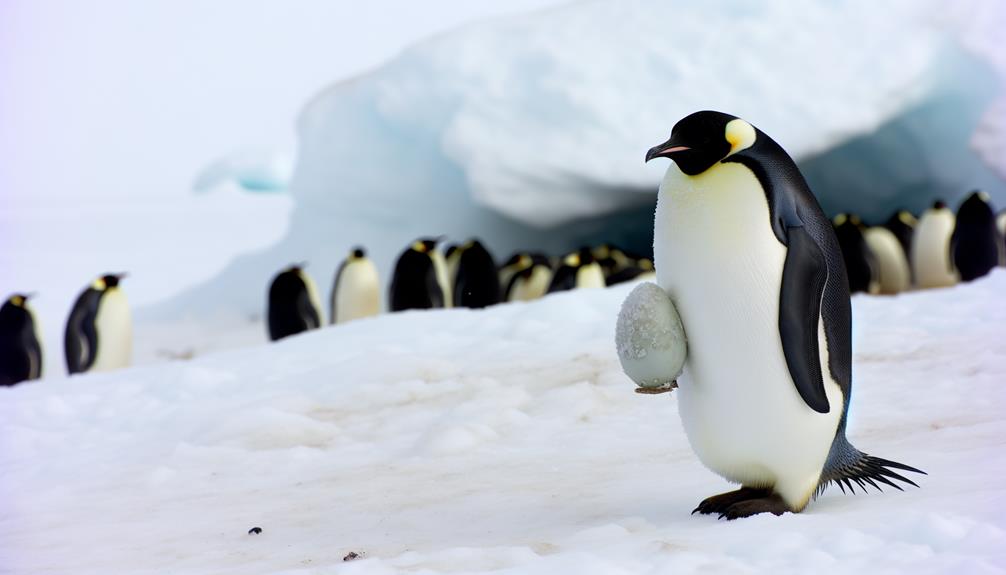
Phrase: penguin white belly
[
  {"left": 431, "top": 252, "right": 453, "bottom": 308},
  {"left": 655, "top": 163, "right": 842, "bottom": 508},
  {"left": 864, "top": 227, "right": 910, "bottom": 294},
  {"left": 509, "top": 267, "right": 552, "bottom": 302},
  {"left": 91, "top": 290, "right": 132, "bottom": 372},
  {"left": 335, "top": 261, "right": 381, "bottom": 323},
  {"left": 911, "top": 210, "right": 958, "bottom": 288},
  {"left": 575, "top": 263, "right": 606, "bottom": 289}
]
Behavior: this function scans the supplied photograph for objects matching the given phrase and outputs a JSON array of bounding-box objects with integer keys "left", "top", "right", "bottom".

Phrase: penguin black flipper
[
  {"left": 779, "top": 226, "right": 830, "bottom": 414},
  {"left": 297, "top": 285, "right": 321, "bottom": 330},
  {"left": 65, "top": 288, "right": 101, "bottom": 374}
]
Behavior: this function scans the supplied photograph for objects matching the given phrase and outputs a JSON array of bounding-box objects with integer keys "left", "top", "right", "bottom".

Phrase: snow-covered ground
[{"left": 3, "top": 272, "right": 1004, "bottom": 574}]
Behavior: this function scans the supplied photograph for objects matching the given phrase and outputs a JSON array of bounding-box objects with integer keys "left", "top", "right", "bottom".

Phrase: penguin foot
[
  {"left": 692, "top": 487, "right": 771, "bottom": 515},
  {"left": 717, "top": 494, "right": 790, "bottom": 520}
]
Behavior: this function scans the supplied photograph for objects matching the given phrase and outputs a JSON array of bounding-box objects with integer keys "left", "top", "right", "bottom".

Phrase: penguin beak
[{"left": 645, "top": 137, "right": 690, "bottom": 163}]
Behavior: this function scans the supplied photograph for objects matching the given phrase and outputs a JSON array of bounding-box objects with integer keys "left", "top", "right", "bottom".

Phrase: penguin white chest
[
  {"left": 654, "top": 162, "right": 841, "bottom": 506},
  {"left": 334, "top": 261, "right": 381, "bottom": 323},
  {"left": 91, "top": 289, "right": 132, "bottom": 372}
]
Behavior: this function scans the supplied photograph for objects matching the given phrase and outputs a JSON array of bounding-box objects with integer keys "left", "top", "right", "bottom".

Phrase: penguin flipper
[{"left": 779, "top": 226, "right": 831, "bottom": 414}]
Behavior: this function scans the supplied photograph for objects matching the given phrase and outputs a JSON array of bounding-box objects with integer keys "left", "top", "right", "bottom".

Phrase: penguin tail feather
[{"left": 816, "top": 440, "right": 926, "bottom": 499}]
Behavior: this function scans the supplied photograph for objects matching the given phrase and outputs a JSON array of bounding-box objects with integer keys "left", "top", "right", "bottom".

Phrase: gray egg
[{"left": 615, "top": 282, "right": 687, "bottom": 389}]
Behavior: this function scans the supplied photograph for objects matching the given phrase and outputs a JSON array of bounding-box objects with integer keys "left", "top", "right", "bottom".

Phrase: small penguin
[
  {"left": 646, "top": 110, "right": 921, "bottom": 519},
  {"left": 65, "top": 273, "right": 132, "bottom": 374},
  {"left": 863, "top": 227, "right": 911, "bottom": 294},
  {"left": 592, "top": 244, "right": 636, "bottom": 278},
  {"left": 267, "top": 264, "right": 322, "bottom": 341},
  {"left": 884, "top": 210, "right": 916, "bottom": 262},
  {"left": 389, "top": 237, "right": 452, "bottom": 312},
  {"left": 833, "top": 214, "right": 879, "bottom": 294},
  {"left": 498, "top": 252, "right": 533, "bottom": 293},
  {"left": 453, "top": 239, "right": 501, "bottom": 309},
  {"left": 504, "top": 254, "right": 553, "bottom": 302},
  {"left": 0, "top": 293, "right": 43, "bottom": 386},
  {"left": 911, "top": 200, "right": 958, "bottom": 289},
  {"left": 950, "top": 191, "right": 1002, "bottom": 282},
  {"left": 605, "top": 257, "right": 656, "bottom": 286},
  {"left": 330, "top": 247, "right": 381, "bottom": 324},
  {"left": 547, "top": 247, "right": 606, "bottom": 293}
]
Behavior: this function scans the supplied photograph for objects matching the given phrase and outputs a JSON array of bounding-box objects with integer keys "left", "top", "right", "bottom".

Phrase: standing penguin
[
  {"left": 267, "top": 264, "right": 323, "bottom": 341},
  {"left": 0, "top": 294, "right": 43, "bottom": 386},
  {"left": 605, "top": 257, "right": 656, "bottom": 286},
  {"left": 65, "top": 274, "right": 132, "bottom": 374},
  {"left": 389, "top": 237, "right": 452, "bottom": 312},
  {"left": 547, "top": 248, "right": 606, "bottom": 293},
  {"left": 884, "top": 210, "right": 916, "bottom": 262},
  {"left": 833, "top": 214, "right": 879, "bottom": 294},
  {"left": 498, "top": 252, "right": 532, "bottom": 293},
  {"left": 453, "top": 239, "right": 501, "bottom": 309},
  {"left": 863, "top": 226, "right": 911, "bottom": 294},
  {"left": 645, "top": 111, "right": 922, "bottom": 519},
  {"left": 330, "top": 247, "right": 381, "bottom": 324},
  {"left": 951, "top": 191, "right": 1002, "bottom": 282},
  {"left": 911, "top": 201, "right": 958, "bottom": 289},
  {"left": 504, "top": 254, "right": 553, "bottom": 302}
]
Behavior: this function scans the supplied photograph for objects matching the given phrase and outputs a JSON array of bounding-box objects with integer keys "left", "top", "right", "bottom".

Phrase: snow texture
[
  {"left": 3, "top": 272, "right": 1006, "bottom": 574},
  {"left": 615, "top": 281, "right": 686, "bottom": 387}
]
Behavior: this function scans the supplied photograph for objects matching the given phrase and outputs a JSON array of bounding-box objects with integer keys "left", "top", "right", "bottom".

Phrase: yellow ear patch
[
  {"left": 833, "top": 213, "right": 848, "bottom": 226},
  {"left": 92, "top": 278, "right": 107, "bottom": 290},
  {"left": 898, "top": 211, "right": 917, "bottom": 226},
  {"left": 11, "top": 296, "right": 24, "bottom": 306},
  {"left": 725, "top": 119, "right": 756, "bottom": 155},
  {"left": 412, "top": 241, "right": 426, "bottom": 252},
  {"left": 564, "top": 253, "right": 580, "bottom": 267}
]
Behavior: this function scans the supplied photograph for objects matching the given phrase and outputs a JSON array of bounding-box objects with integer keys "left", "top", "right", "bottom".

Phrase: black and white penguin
[
  {"left": 547, "top": 247, "right": 606, "bottom": 293},
  {"left": 65, "top": 274, "right": 132, "bottom": 374},
  {"left": 951, "top": 191, "right": 1002, "bottom": 282},
  {"left": 504, "top": 254, "right": 553, "bottom": 302},
  {"left": 592, "top": 244, "right": 636, "bottom": 278},
  {"left": 267, "top": 264, "right": 322, "bottom": 341},
  {"left": 863, "top": 226, "right": 911, "bottom": 294},
  {"left": 453, "top": 239, "right": 501, "bottom": 309},
  {"left": 832, "top": 214, "right": 879, "bottom": 294},
  {"left": 646, "top": 110, "right": 922, "bottom": 519},
  {"left": 444, "top": 244, "right": 462, "bottom": 289},
  {"left": 911, "top": 200, "right": 958, "bottom": 289},
  {"left": 605, "top": 257, "right": 656, "bottom": 286},
  {"left": 498, "top": 252, "right": 532, "bottom": 294},
  {"left": 0, "top": 293, "right": 43, "bottom": 386},
  {"left": 330, "top": 247, "right": 380, "bottom": 325},
  {"left": 884, "top": 209, "right": 916, "bottom": 262},
  {"left": 389, "top": 237, "right": 452, "bottom": 312}
]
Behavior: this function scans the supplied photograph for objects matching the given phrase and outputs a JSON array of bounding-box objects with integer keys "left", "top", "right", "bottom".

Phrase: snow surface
[{"left": 3, "top": 272, "right": 1005, "bottom": 574}]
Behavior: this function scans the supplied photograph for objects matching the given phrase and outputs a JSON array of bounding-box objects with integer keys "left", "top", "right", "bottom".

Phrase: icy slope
[{"left": 3, "top": 272, "right": 1005, "bottom": 574}]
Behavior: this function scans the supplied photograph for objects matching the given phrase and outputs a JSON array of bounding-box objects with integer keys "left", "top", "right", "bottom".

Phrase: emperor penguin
[
  {"left": 950, "top": 191, "right": 1002, "bottom": 282},
  {"left": 645, "top": 111, "right": 922, "bottom": 519},
  {"left": 592, "top": 244, "right": 636, "bottom": 279},
  {"left": 504, "top": 254, "right": 553, "bottom": 302},
  {"left": 884, "top": 209, "right": 916, "bottom": 262},
  {"left": 389, "top": 237, "right": 452, "bottom": 312},
  {"left": 453, "top": 239, "right": 501, "bottom": 309},
  {"left": 863, "top": 226, "right": 911, "bottom": 294},
  {"left": 267, "top": 264, "right": 323, "bottom": 341},
  {"left": 444, "top": 244, "right": 462, "bottom": 289},
  {"left": 911, "top": 201, "right": 958, "bottom": 289},
  {"left": 330, "top": 247, "right": 381, "bottom": 324},
  {"left": 65, "top": 273, "right": 132, "bottom": 374},
  {"left": 605, "top": 257, "right": 656, "bottom": 286},
  {"left": 547, "top": 247, "right": 606, "bottom": 293},
  {"left": 832, "top": 214, "right": 879, "bottom": 294},
  {"left": 498, "top": 252, "right": 533, "bottom": 293},
  {"left": 0, "top": 293, "right": 43, "bottom": 386}
]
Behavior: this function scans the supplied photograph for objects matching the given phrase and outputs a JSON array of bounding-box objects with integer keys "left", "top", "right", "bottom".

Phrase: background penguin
[
  {"left": 330, "top": 247, "right": 381, "bottom": 324},
  {"left": 646, "top": 111, "right": 921, "bottom": 519},
  {"left": 453, "top": 239, "right": 501, "bottom": 309},
  {"left": 0, "top": 294, "right": 43, "bottom": 386},
  {"left": 950, "top": 191, "right": 1002, "bottom": 282},
  {"left": 884, "top": 209, "right": 916, "bottom": 262},
  {"left": 547, "top": 247, "right": 606, "bottom": 293},
  {"left": 912, "top": 200, "right": 958, "bottom": 289},
  {"left": 605, "top": 257, "right": 656, "bottom": 286},
  {"left": 65, "top": 273, "right": 132, "bottom": 374},
  {"left": 389, "top": 237, "right": 452, "bottom": 311},
  {"left": 267, "top": 264, "right": 322, "bottom": 341},
  {"left": 833, "top": 214, "right": 879, "bottom": 294},
  {"left": 592, "top": 244, "right": 636, "bottom": 279},
  {"left": 444, "top": 244, "right": 462, "bottom": 289},
  {"left": 498, "top": 252, "right": 532, "bottom": 293},
  {"left": 504, "top": 254, "right": 553, "bottom": 302},
  {"left": 863, "top": 226, "right": 911, "bottom": 294}
]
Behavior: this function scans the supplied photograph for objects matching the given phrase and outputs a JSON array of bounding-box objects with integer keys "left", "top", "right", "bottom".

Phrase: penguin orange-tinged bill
[
  {"left": 646, "top": 110, "right": 923, "bottom": 519},
  {"left": 65, "top": 273, "right": 132, "bottom": 374},
  {"left": 1, "top": 293, "right": 43, "bottom": 386}
]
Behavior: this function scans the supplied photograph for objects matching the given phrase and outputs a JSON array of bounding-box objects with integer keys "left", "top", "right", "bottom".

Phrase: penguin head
[
  {"left": 645, "top": 111, "right": 756, "bottom": 176},
  {"left": 411, "top": 237, "right": 443, "bottom": 253},
  {"left": 932, "top": 199, "right": 947, "bottom": 210},
  {"left": 351, "top": 247, "right": 366, "bottom": 260},
  {"left": 7, "top": 293, "right": 33, "bottom": 307},
  {"left": 896, "top": 210, "right": 917, "bottom": 226},
  {"left": 577, "top": 246, "right": 596, "bottom": 265},
  {"left": 97, "top": 273, "right": 127, "bottom": 290}
]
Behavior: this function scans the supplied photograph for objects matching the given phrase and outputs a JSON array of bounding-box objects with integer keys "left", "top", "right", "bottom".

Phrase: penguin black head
[
  {"left": 445, "top": 244, "right": 458, "bottom": 258},
  {"left": 577, "top": 246, "right": 596, "bottom": 265},
  {"left": 6, "top": 293, "right": 33, "bottom": 307},
  {"left": 100, "top": 273, "right": 127, "bottom": 289},
  {"left": 645, "top": 111, "right": 756, "bottom": 176},
  {"left": 932, "top": 199, "right": 947, "bottom": 210},
  {"left": 351, "top": 247, "right": 366, "bottom": 259},
  {"left": 412, "top": 237, "right": 443, "bottom": 253}
]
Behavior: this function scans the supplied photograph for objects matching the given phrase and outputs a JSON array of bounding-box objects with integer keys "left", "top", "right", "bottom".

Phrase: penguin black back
[
  {"left": 884, "top": 210, "right": 915, "bottom": 261},
  {"left": 267, "top": 266, "right": 321, "bottom": 341},
  {"left": 1, "top": 295, "right": 43, "bottom": 386},
  {"left": 389, "top": 239, "right": 445, "bottom": 311},
  {"left": 833, "top": 214, "right": 877, "bottom": 294},
  {"left": 951, "top": 191, "right": 1001, "bottom": 282},
  {"left": 454, "top": 240, "right": 500, "bottom": 309},
  {"left": 65, "top": 284, "right": 102, "bottom": 374}
]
